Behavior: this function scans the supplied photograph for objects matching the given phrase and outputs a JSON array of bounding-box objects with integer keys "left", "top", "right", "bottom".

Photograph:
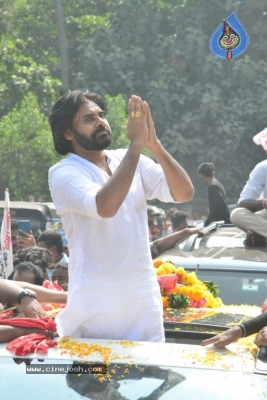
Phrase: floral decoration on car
[{"left": 154, "top": 259, "right": 222, "bottom": 309}]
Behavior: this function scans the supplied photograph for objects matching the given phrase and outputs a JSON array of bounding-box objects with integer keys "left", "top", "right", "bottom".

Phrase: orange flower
[
  {"left": 153, "top": 259, "right": 164, "bottom": 268},
  {"left": 162, "top": 296, "right": 171, "bottom": 308}
]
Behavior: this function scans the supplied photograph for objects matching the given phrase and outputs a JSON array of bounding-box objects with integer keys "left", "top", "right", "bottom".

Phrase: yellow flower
[
  {"left": 153, "top": 259, "right": 164, "bottom": 268},
  {"left": 156, "top": 262, "right": 176, "bottom": 276},
  {"left": 189, "top": 286, "right": 206, "bottom": 301},
  {"left": 205, "top": 295, "right": 222, "bottom": 308},
  {"left": 183, "top": 272, "right": 198, "bottom": 286},
  {"left": 176, "top": 267, "right": 186, "bottom": 276}
]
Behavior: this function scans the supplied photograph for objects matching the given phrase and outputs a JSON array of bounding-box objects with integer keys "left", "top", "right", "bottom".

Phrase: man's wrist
[
  {"left": 19, "top": 295, "right": 37, "bottom": 306},
  {"left": 237, "top": 324, "right": 246, "bottom": 337},
  {"left": 146, "top": 138, "right": 161, "bottom": 154},
  {"left": 18, "top": 289, "right": 36, "bottom": 305}
]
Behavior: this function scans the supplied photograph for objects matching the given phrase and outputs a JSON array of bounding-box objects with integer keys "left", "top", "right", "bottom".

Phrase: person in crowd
[
  {"left": 170, "top": 210, "right": 189, "bottom": 232},
  {"left": 52, "top": 262, "right": 68, "bottom": 291},
  {"left": 197, "top": 162, "right": 231, "bottom": 227},
  {"left": 11, "top": 219, "right": 36, "bottom": 255},
  {"left": 150, "top": 214, "right": 204, "bottom": 259},
  {"left": 0, "top": 278, "right": 67, "bottom": 317},
  {"left": 147, "top": 206, "right": 162, "bottom": 241},
  {"left": 63, "top": 247, "right": 69, "bottom": 257},
  {"left": 37, "top": 230, "right": 69, "bottom": 264},
  {"left": 190, "top": 209, "right": 200, "bottom": 220},
  {"left": 48, "top": 90, "right": 194, "bottom": 341},
  {"left": 9, "top": 261, "right": 45, "bottom": 286},
  {"left": 230, "top": 160, "right": 267, "bottom": 247},
  {"left": 13, "top": 246, "right": 54, "bottom": 281},
  {"left": 165, "top": 207, "right": 178, "bottom": 234},
  {"left": 0, "top": 279, "right": 67, "bottom": 342},
  {"left": 201, "top": 301, "right": 267, "bottom": 349}
]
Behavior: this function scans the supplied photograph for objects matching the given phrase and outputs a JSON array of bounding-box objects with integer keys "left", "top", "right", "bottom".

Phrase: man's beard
[{"left": 71, "top": 125, "right": 112, "bottom": 151}]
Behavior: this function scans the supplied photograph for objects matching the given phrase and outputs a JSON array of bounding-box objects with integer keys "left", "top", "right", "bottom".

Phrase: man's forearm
[
  {"left": 239, "top": 199, "right": 263, "bottom": 212},
  {"left": 8, "top": 281, "right": 67, "bottom": 304},
  {"left": 0, "top": 280, "right": 27, "bottom": 305},
  {"left": 96, "top": 141, "right": 143, "bottom": 217},
  {"left": 149, "top": 140, "right": 194, "bottom": 202},
  {"left": 152, "top": 231, "right": 185, "bottom": 254}
]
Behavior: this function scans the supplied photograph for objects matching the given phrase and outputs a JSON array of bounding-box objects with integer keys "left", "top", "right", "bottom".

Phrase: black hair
[
  {"left": 9, "top": 261, "right": 45, "bottom": 286},
  {"left": 37, "top": 230, "right": 64, "bottom": 254},
  {"left": 171, "top": 210, "right": 188, "bottom": 230},
  {"left": 13, "top": 246, "right": 53, "bottom": 273},
  {"left": 49, "top": 90, "right": 107, "bottom": 155},
  {"left": 197, "top": 162, "right": 215, "bottom": 178}
]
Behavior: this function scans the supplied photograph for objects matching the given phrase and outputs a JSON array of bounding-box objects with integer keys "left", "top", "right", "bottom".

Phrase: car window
[{"left": 196, "top": 269, "right": 267, "bottom": 306}]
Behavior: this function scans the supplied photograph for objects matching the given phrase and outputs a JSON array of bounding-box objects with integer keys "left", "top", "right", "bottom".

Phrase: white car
[{"left": 0, "top": 318, "right": 266, "bottom": 399}]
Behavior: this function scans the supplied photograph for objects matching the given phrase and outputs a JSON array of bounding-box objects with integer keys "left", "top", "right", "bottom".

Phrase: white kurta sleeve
[
  {"left": 138, "top": 154, "right": 176, "bottom": 203},
  {"left": 49, "top": 164, "right": 103, "bottom": 219}
]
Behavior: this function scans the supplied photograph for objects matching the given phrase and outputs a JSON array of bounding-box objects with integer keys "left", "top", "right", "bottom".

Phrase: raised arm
[{"left": 96, "top": 95, "right": 149, "bottom": 217}]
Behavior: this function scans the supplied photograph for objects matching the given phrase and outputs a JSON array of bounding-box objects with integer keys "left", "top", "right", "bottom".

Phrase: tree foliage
[
  {"left": 68, "top": 0, "right": 267, "bottom": 198},
  {"left": 0, "top": 94, "right": 60, "bottom": 200},
  {"left": 105, "top": 94, "right": 129, "bottom": 150}
]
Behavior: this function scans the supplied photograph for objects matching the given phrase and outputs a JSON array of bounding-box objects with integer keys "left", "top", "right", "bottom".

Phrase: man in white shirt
[
  {"left": 230, "top": 160, "right": 267, "bottom": 246},
  {"left": 37, "top": 230, "right": 69, "bottom": 264},
  {"left": 48, "top": 90, "right": 194, "bottom": 341}
]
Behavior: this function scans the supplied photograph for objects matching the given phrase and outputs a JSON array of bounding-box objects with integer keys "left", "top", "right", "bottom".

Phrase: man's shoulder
[
  {"left": 49, "top": 154, "right": 93, "bottom": 174},
  {"left": 253, "top": 159, "right": 267, "bottom": 173},
  {"left": 209, "top": 180, "right": 224, "bottom": 191},
  {"left": 49, "top": 154, "right": 76, "bottom": 170}
]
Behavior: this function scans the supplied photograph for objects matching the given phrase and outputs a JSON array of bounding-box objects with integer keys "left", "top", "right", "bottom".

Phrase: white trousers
[{"left": 230, "top": 207, "right": 267, "bottom": 238}]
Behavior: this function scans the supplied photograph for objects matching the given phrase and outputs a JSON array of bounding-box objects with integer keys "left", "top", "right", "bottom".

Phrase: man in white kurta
[
  {"left": 48, "top": 91, "right": 194, "bottom": 341},
  {"left": 231, "top": 160, "right": 267, "bottom": 243}
]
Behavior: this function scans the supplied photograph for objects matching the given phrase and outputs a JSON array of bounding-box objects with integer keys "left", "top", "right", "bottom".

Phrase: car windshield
[{"left": 1, "top": 352, "right": 267, "bottom": 399}]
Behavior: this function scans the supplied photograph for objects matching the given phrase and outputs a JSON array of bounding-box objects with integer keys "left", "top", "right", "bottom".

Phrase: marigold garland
[{"left": 154, "top": 260, "right": 222, "bottom": 309}]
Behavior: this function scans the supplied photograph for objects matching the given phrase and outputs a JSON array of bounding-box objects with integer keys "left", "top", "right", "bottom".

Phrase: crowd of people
[
  {"left": 0, "top": 225, "right": 69, "bottom": 342},
  {"left": 0, "top": 89, "right": 267, "bottom": 352}
]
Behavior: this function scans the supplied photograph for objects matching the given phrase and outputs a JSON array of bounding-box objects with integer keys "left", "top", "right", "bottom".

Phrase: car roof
[{"left": 161, "top": 223, "right": 267, "bottom": 263}]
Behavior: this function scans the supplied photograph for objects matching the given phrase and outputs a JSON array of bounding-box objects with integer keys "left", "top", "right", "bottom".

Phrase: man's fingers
[
  {"left": 201, "top": 337, "right": 218, "bottom": 346},
  {"left": 128, "top": 97, "right": 135, "bottom": 114},
  {"left": 18, "top": 311, "right": 26, "bottom": 317},
  {"left": 128, "top": 95, "right": 147, "bottom": 117}
]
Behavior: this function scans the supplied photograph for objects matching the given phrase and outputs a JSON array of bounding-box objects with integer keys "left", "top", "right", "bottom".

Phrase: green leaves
[
  {"left": 204, "top": 281, "right": 220, "bottom": 298},
  {"left": 105, "top": 94, "right": 129, "bottom": 150},
  {"left": 169, "top": 293, "right": 190, "bottom": 309},
  {"left": 0, "top": 0, "right": 267, "bottom": 202},
  {"left": 0, "top": 94, "right": 61, "bottom": 200}
]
